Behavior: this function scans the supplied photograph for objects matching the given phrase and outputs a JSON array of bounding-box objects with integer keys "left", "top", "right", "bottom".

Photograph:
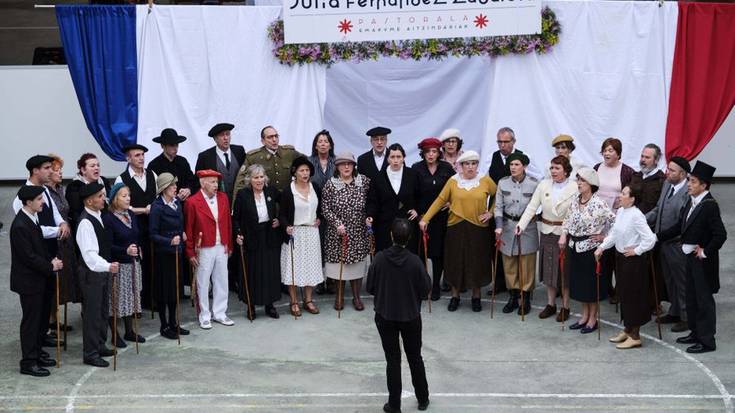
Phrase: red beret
[
  {"left": 418, "top": 137, "right": 442, "bottom": 150},
  {"left": 196, "top": 169, "right": 222, "bottom": 178}
]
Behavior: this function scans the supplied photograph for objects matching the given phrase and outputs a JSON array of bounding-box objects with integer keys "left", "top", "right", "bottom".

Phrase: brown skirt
[
  {"left": 615, "top": 251, "right": 650, "bottom": 328},
  {"left": 539, "top": 233, "right": 567, "bottom": 290},
  {"left": 443, "top": 220, "right": 492, "bottom": 290}
]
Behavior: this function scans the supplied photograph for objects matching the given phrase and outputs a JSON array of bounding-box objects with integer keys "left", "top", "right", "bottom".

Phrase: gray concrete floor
[{"left": 0, "top": 183, "right": 733, "bottom": 412}]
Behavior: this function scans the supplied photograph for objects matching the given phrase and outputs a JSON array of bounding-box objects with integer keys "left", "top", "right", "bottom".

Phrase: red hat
[
  {"left": 417, "top": 137, "right": 442, "bottom": 150},
  {"left": 196, "top": 169, "right": 222, "bottom": 178}
]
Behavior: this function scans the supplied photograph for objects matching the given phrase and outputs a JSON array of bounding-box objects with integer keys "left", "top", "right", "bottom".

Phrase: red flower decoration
[
  {"left": 474, "top": 14, "right": 488, "bottom": 29},
  {"left": 338, "top": 19, "right": 353, "bottom": 34}
]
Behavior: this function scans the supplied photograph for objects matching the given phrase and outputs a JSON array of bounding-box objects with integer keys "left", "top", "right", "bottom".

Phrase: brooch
[{"left": 267, "top": 196, "right": 272, "bottom": 202}]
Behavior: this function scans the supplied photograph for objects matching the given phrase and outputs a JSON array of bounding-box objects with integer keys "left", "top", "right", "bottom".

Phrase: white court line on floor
[{"left": 57, "top": 296, "right": 733, "bottom": 413}]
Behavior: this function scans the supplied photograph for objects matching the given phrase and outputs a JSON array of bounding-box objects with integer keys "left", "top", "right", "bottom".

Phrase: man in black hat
[
  {"left": 646, "top": 156, "right": 691, "bottom": 333},
  {"left": 115, "top": 144, "right": 157, "bottom": 309},
  {"left": 10, "top": 185, "right": 64, "bottom": 376},
  {"left": 658, "top": 161, "right": 727, "bottom": 353},
  {"left": 357, "top": 126, "right": 390, "bottom": 181},
  {"left": 76, "top": 182, "right": 119, "bottom": 367},
  {"left": 195, "top": 123, "right": 246, "bottom": 202},
  {"left": 148, "top": 128, "right": 196, "bottom": 201}
]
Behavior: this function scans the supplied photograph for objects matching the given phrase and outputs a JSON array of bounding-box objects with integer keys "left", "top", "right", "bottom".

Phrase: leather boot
[
  {"left": 502, "top": 290, "right": 519, "bottom": 313},
  {"left": 517, "top": 291, "right": 531, "bottom": 315}
]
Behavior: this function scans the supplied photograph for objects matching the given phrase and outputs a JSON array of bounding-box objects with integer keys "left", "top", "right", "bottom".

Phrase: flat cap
[
  {"left": 17, "top": 185, "right": 45, "bottom": 202},
  {"left": 79, "top": 182, "right": 105, "bottom": 200},
  {"left": 366, "top": 126, "right": 391, "bottom": 137},
  {"left": 25, "top": 155, "right": 54, "bottom": 172},
  {"left": 122, "top": 143, "right": 148, "bottom": 153},
  {"left": 551, "top": 134, "right": 574, "bottom": 147},
  {"left": 669, "top": 156, "right": 691, "bottom": 174},
  {"left": 196, "top": 169, "right": 222, "bottom": 178}
]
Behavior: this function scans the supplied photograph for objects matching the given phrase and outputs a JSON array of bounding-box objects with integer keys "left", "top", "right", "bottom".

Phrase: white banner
[{"left": 284, "top": 0, "right": 541, "bottom": 44}]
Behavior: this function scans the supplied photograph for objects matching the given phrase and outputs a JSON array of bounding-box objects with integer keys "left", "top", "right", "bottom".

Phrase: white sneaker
[
  {"left": 213, "top": 317, "right": 234, "bottom": 326},
  {"left": 200, "top": 320, "right": 212, "bottom": 329}
]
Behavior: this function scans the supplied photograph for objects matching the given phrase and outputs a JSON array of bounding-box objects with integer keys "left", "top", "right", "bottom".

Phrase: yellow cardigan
[{"left": 423, "top": 175, "right": 497, "bottom": 227}]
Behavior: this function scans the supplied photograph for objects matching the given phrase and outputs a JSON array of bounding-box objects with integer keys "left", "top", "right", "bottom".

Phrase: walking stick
[
  {"left": 337, "top": 233, "right": 348, "bottom": 319},
  {"left": 131, "top": 257, "right": 140, "bottom": 354},
  {"left": 490, "top": 238, "right": 501, "bottom": 319},
  {"left": 55, "top": 270, "right": 61, "bottom": 367},
  {"left": 595, "top": 258, "right": 602, "bottom": 341},
  {"left": 559, "top": 248, "right": 566, "bottom": 331},
  {"left": 290, "top": 235, "right": 298, "bottom": 320},
  {"left": 175, "top": 247, "right": 181, "bottom": 346},
  {"left": 112, "top": 272, "right": 118, "bottom": 371},
  {"left": 649, "top": 253, "right": 663, "bottom": 340},
  {"left": 58, "top": 242, "right": 68, "bottom": 352},
  {"left": 421, "top": 229, "right": 431, "bottom": 313},
  {"left": 238, "top": 240, "right": 253, "bottom": 322},
  {"left": 150, "top": 240, "right": 155, "bottom": 320},
  {"left": 517, "top": 234, "right": 525, "bottom": 322},
  {"left": 193, "top": 233, "right": 203, "bottom": 318}
]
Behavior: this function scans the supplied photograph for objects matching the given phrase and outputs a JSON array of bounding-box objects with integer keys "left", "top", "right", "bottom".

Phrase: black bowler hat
[
  {"left": 25, "top": 155, "right": 54, "bottom": 172},
  {"left": 366, "top": 126, "right": 391, "bottom": 137},
  {"left": 290, "top": 156, "right": 315, "bottom": 177},
  {"left": 79, "top": 182, "right": 105, "bottom": 200},
  {"left": 690, "top": 161, "right": 716, "bottom": 184},
  {"left": 208, "top": 123, "right": 235, "bottom": 138},
  {"left": 153, "top": 128, "right": 187, "bottom": 144},
  {"left": 669, "top": 156, "right": 691, "bottom": 174},
  {"left": 122, "top": 143, "right": 148, "bottom": 153},
  {"left": 17, "top": 185, "right": 45, "bottom": 202}
]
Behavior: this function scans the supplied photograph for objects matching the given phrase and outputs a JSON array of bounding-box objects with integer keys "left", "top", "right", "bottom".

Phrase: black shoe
[
  {"left": 502, "top": 292, "right": 519, "bottom": 314},
  {"left": 568, "top": 321, "right": 584, "bottom": 330},
  {"left": 447, "top": 297, "right": 460, "bottom": 312},
  {"left": 580, "top": 323, "right": 598, "bottom": 334},
  {"left": 49, "top": 323, "right": 73, "bottom": 332},
  {"left": 38, "top": 357, "right": 56, "bottom": 368},
  {"left": 160, "top": 327, "right": 178, "bottom": 340},
  {"left": 686, "top": 343, "right": 715, "bottom": 354},
  {"left": 658, "top": 314, "right": 680, "bottom": 324},
  {"left": 383, "top": 403, "right": 401, "bottom": 413},
  {"left": 676, "top": 334, "right": 698, "bottom": 345},
  {"left": 124, "top": 332, "right": 146, "bottom": 343},
  {"left": 174, "top": 326, "right": 190, "bottom": 336},
  {"left": 113, "top": 334, "right": 127, "bottom": 348},
  {"left": 418, "top": 399, "right": 430, "bottom": 411},
  {"left": 265, "top": 305, "right": 280, "bottom": 319},
  {"left": 83, "top": 358, "right": 109, "bottom": 368},
  {"left": 20, "top": 364, "right": 50, "bottom": 377},
  {"left": 42, "top": 335, "right": 63, "bottom": 348},
  {"left": 430, "top": 289, "right": 440, "bottom": 301},
  {"left": 471, "top": 298, "right": 482, "bottom": 312},
  {"left": 99, "top": 347, "right": 115, "bottom": 357}
]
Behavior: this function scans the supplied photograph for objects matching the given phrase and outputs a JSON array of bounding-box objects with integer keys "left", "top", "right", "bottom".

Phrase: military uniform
[{"left": 233, "top": 145, "right": 303, "bottom": 197}]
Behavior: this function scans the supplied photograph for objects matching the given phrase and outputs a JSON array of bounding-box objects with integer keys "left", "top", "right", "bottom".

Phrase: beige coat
[{"left": 517, "top": 179, "right": 577, "bottom": 235}]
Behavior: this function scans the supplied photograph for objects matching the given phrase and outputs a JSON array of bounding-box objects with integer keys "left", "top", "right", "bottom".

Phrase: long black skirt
[
  {"left": 244, "top": 223, "right": 282, "bottom": 306},
  {"left": 154, "top": 250, "right": 181, "bottom": 305},
  {"left": 615, "top": 251, "right": 650, "bottom": 328},
  {"left": 568, "top": 246, "right": 609, "bottom": 303},
  {"left": 443, "top": 220, "right": 492, "bottom": 290}
]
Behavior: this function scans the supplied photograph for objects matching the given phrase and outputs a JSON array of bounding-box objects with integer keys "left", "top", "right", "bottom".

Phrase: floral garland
[{"left": 268, "top": 6, "right": 560, "bottom": 66}]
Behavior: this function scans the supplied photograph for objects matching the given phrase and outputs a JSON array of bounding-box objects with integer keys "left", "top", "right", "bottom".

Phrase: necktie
[
  {"left": 224, "top": 152, "right": 230, "bottom": 170},
  {"left": 667, "top": 186, "right": 675, "bottom": 199}
]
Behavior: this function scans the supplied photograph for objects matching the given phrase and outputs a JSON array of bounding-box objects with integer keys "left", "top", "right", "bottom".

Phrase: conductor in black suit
[
  {"left": 357, "top": 126, "right": 390, "bottom": 181},
  {"left": 194, "top": 123, "right": 246, "bottom": 202},
  {"left": 658, "top": 161, "right": 727, "bottom": 354},
  {"left": 10, "top": 185, "right": 64, "bottom": 377}
]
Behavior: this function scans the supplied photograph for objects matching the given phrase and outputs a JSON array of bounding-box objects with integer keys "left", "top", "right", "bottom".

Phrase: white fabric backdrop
[
  {"left": 136, "top": 5, "right": 325, "bottom": 164},
  {"left": 136, "top": 1, "right": 677, "bottom": 175}
]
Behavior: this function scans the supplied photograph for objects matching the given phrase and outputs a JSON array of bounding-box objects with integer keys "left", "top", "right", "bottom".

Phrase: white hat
[
  {"left": 456, "top": 150, "right": 480, "bottom": 164},
  {"left": 576, "top": 167, "right": 600, "bottom": 187},
  {"left": 439, "top": 128, "right": 461, "bottom": 142}
]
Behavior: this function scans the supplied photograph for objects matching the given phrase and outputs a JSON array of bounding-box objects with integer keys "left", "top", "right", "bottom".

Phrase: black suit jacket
[
  {"left": 195, "top": 145, "right": 246, "bottom": 172},
  {"left": 659, "top": 192, "right": 727, "bottom": 293},
  {"left": 357, "top": 150, "right": 388, "bottom": 181},
  {"left": 10, "top": 211, "right": 53, "bottom": 295},
  {"left": 232, "top": 186, "right": 281, "bottom": 251},
  {"left": 487, "top": 149, "right": 523, "bottom": 184},
  {"left": 366, "top": 166, "right": 419, "bottom": 251}
]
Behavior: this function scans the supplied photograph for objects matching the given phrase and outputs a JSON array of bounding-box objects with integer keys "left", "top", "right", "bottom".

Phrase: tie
[
  {"left": 667, "top": 186, "right": 675, "bottom": 199},
  {"left": 224, "top": 152, "right": 231, "bottom": 170}
]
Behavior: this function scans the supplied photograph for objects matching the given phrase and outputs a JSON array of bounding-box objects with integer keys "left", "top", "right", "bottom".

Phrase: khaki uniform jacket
[{"left": 232, "top": 145, "right": 303, "bottom": 203}]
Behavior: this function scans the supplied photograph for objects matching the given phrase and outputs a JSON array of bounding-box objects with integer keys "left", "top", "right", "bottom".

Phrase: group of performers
[{"left": 9, "top": 123, "right": 728, "bottom": 382}]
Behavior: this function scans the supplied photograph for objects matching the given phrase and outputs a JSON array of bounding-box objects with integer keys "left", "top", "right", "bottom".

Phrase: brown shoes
[
  {"left": 539, "top": 305, "right": 557, "bottom": 319},
  {"left": 303, "top": 301, "right": 320, "bottom": 314},
  {"left": 353, "top": 298, "right": 365, "bottom": 311},
  {"left": 289, "top": 303, "right": 302, "bottom": 317},
  {"left": 555, "top": 307, "right": 570, "bottom": 322}
]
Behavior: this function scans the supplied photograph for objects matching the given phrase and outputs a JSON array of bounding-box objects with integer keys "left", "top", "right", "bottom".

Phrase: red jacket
[{"left": 185, "top": 190, "right": 232, "bottom": 258}]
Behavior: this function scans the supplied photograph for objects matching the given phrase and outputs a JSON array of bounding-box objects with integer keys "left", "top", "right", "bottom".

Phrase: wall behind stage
[
  {"left": 0, "top": 66, "right": 127, "bottom": 181},
  {"left": 0, "top": 65, "right": 732, "bottom": 180}
]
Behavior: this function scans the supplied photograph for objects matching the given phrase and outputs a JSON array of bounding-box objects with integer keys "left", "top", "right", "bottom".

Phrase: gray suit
[{"left": 646, "top": 179, "right": 689, "bottom": 320}]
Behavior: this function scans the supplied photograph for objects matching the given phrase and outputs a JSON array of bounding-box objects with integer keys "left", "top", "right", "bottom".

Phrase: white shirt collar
[
  {"left": 672, "top": 178, "right": 687, "bottom": 194},
  {"left": 21, "top": 207, "right": 39, "bottom": 224},
  {"left": 84, "top": 206, "right": 103, "bottom": 222},
  {"left": 215, "top": 146, "right": 229, "bottom": 157},
  {"left": 128, "top": 165, "right": 145, "bottom": 178},
  {"left": 373, "top": 150, "right": 385, "bottom": 158},
  {"left": 642, "top": 168, "right": 660, "bottom": 179},
  {"left": 691, "top": 190, "right": 709, "bottom": 206},
  {"left": 201, "top": 189, "right": 217, "bottom": 202}
]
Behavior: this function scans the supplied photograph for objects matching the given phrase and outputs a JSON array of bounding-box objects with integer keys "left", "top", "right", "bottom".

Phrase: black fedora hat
[
  {"left": 690, "top": 161, "right": 716, "bottom": 184},
  {"left": 208, "top": 123, "right": 235, "bottom": 138},
  {"left": 153, "top": 128, "right": 187, "bottom": 144}
]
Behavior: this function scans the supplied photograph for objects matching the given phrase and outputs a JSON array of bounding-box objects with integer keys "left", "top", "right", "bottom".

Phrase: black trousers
[
  {"left": 81, "top": 269, "right": 110, "bottom": 361},
  {"left": 19, "top": 290, "right": 45, "bottom": 368},
  {"left": 375, "top": 313, "right": 429, "bottom": 409},
  {"left": 685, "top": 255, "right": 716, "bottom": 348}
]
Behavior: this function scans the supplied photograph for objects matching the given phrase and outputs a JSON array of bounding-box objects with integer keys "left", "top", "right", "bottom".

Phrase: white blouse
[
  {"left": 292, "top": 183, "right": 318, "bottom": 225},
  {"left": 254, "top": 192, "right": 269, "bottom": 223},
  {"left": 386, "top": 167, "right": 403, "bottom": 194},
  {"left": 599, "top": 206, "right": 656, "bottom": 256}
]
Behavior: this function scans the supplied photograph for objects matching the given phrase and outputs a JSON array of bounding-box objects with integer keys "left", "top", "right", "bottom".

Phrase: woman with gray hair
[{"left": 233, "top": 164, "right": 282, "bottom": 319}]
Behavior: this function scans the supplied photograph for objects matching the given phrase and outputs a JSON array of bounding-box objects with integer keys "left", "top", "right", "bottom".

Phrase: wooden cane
[
  {"left": 421, "top": 229, "right": 431, "bottom": 313},
  {"left": 131, "top": 257, "right": 140, "bottom": 354},
  {"left": 112, "top": 272, "right": 118, "bottom": 371},
  {"left": 559, "top": 248, "right": 566, "bottom": 331},
  {"left": 55, "top": 271, "right": 60, "bottom": 368},
  {"left": 150, "top": 240, "right": 155, "bottom": 320},
  {"left": 193, "top": 233, "right": 203, "bottom": 318},
  {"left": 290, "top": 236, "right": 299, "bottom": 320},
  {"left": 517, "top": 234, "right": 525, "bottom": 321},
  {"left": 238, "top": 241, "right": 253, "bottom": 322},
  {"left": 337, "top": 234, "right": 347, "bottom": 319},
  {"left": 649, "top": 253, "right": 663, "bottom": 340},
  {"left": 58, "top": 244, "right": 68, "bottom": 352},
  {"left": 175, "top": 248, "right": 181, "bottom": 346},
  {"left": 490, "top": 238, "right": 501, "bottom": 319},
  {"left": 190, "top": 265, "right": 196, "bottom": 308},
  {"left": 595, "top": 258, "right": 602, "bottom": 341}
]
